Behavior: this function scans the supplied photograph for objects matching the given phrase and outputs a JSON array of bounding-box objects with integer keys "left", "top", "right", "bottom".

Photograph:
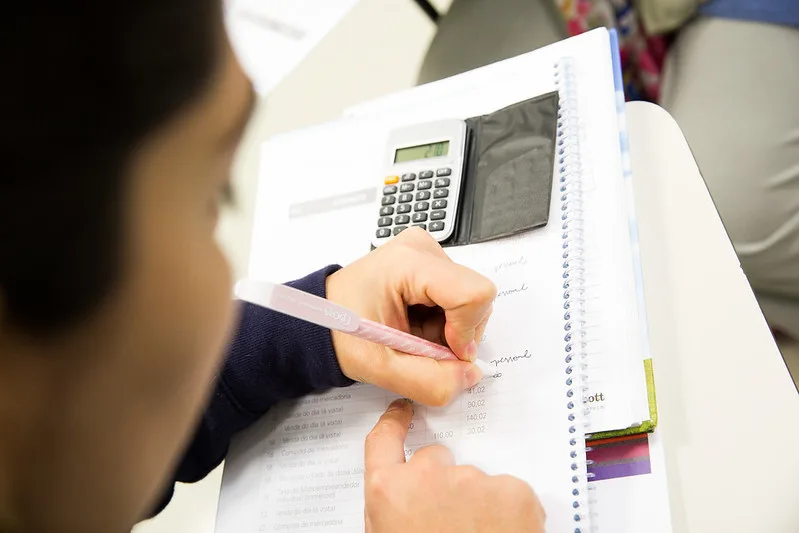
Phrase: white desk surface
[{"left": 626, "top": 102, "right": 799, "bottom": 532}]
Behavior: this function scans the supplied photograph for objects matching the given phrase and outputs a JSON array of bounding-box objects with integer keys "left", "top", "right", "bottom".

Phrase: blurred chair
[{"left": 417, "top": 0, "right": 567, "bottom": 84}]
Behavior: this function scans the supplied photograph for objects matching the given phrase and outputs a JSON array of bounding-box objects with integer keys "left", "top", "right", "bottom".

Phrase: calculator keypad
[{"left": 376, "top": 167, "right": 453, "bottom": 241}]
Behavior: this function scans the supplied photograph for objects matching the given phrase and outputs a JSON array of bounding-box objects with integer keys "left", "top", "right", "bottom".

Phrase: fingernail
[
  {"left": 464, "top": 340, "right": 478, "bottom": 362},
  {"left": 463, "top": 365, "right": 483, "bottom": 389},
  {"left": 387, "top": 398, "right": 412, "bottom": 412}
]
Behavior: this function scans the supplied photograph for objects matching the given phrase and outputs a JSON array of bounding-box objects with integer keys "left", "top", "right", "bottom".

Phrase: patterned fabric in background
[{"left": 555, "top": 0, "right": 669, "bottom": 102}]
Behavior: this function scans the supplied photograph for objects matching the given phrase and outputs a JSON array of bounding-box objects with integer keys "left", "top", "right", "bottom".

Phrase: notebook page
[
  {"left": 345, "top": 28, "right": 642, "bottom": 433},
  {"left": 217, "top": 227, "right": 582, "bottom": 532},
  {"left": 247, "top": 120, "right": 387, "bottom": 283}
]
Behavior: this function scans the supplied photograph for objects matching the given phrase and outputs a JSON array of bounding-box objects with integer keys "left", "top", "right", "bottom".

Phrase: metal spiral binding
[{"left": 555, "top": 57, "right": 591, "bottom": 533}]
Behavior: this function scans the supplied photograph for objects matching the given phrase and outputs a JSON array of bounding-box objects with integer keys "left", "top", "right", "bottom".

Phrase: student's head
[{"left": 0, "top": 2, "right": 254, "bottom": 530}]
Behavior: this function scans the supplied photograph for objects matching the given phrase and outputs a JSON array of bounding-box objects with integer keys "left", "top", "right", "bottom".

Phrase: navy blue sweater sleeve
[{"left": 150, "top": 265, "right": 354, "bottom": 516}]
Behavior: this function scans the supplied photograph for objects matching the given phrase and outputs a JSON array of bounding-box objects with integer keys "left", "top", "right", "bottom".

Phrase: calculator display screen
[{"left": 394, "top": 140, "right": 450, "bottom": 163}]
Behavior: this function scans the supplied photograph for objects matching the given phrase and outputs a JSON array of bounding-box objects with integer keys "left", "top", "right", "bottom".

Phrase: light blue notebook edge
[{"left": 608, "top": 28, "right": 656, "bottom": 425}]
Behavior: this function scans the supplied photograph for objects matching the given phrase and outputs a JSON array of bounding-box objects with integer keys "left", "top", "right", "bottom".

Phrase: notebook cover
[
  {"left": 594, "top": 29, "right": 656, "bottom": 436},
  {"left": 587, "top": 358, "right": 658, "bottom": 441}
]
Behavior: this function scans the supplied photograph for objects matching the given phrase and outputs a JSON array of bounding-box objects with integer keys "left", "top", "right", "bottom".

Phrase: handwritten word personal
[
  {"left": 494, "top": 283, "right": 529, "bottom": 301},
  {"left": 494, "top": 256, "right": 528, "bottom": 274},
  {"left": 490, "top": 349, "right": 533, "bottom": 368}
]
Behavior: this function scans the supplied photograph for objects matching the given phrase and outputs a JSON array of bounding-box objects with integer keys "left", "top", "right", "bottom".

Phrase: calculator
[{"left": 371, "top": 119, "right": 467, "bottom": 248}]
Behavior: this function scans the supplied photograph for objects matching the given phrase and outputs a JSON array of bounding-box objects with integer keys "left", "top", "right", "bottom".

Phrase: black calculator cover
[{"left": 445, "top": 91, "right": 559, "bottom": 247}]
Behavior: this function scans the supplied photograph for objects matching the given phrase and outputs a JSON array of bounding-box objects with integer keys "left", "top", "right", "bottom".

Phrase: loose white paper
[{"left": 225, "top": 0, "right": 360, "bottom": 95}]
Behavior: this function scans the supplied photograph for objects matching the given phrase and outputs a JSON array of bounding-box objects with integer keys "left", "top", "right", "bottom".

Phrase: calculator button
[
  {"left": 436, "top": 168, "right": 452, "bottom": 177},
  {"left": 396, "top": 204, "right": 412, "bottom": 214},
  {"left": 430, "top": 221, "right": 446, "bottom": 232},
  {"left": 419, "top": 170, "right": 434, "bottom": 179},
  {"left": 382, "top": 195, "right": 396, "bottom": 206},
  {"left": 417, "top": 180, "right": 433, "bottom": 190},
  {"left": 430, "top": 210, "right": 446, "bottom": 221},
  {"left": 433, "top": 188, "right": 449, "bottom": 199},
  {"left": 401, "top": 173, "right": 416, "bottom": 182},
  {"left": 383, "top": 185, "right": 398, "bottom": 195},
  {"left": 376, "top": 228, "right": 391, "bottom": 238},
  {"left": 415, "top": 191, "right": 431, "bottom": 201},
  {"left": 412, "top": 223, "right": 427, "bottom": 230},
  {"left": 379, "top": 206, "right": 395, "bottom": 216},
  {"left": 432, "top": 199, "right": 448, "bottom": 210},
  {"left": 395, "top": 214, "right": 411, "bottom": 225},
  {"left": 400, "top": 183, "right": 415, "bottom": 193},
  {"left": 384, "top": 175, "right": 399, "bottom": 184},
  {"left": 393, "top": 226, "right": 408, "bottom": 236},
  {"left": 414, "top": 201, "right": 430, "bottom": 212},
  {"left": 378, "top": 217, "right": 392, "bottom": 227},
  {"left": 434, "top": 178, "right": 450, "bottom": 188},
  {"left": 399, "top": 193, "right": 414, "bottom": 203},
  {"left": 412, "top": 212, "right": 428, "bottom": 223}
]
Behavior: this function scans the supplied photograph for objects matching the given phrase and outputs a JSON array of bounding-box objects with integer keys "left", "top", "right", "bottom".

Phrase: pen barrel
[{"left": 356, "top": 319, "right": 456, "bottom": 361}]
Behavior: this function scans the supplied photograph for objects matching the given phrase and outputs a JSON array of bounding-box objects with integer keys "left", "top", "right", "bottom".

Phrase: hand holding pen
[{"left": 238, "top": 228, "right": 495, "bottom": 406}]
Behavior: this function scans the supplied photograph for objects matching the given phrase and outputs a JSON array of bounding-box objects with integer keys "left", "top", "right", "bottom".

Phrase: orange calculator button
[{"left": 384, "top": 175, "right": 399, "bottom": 185}]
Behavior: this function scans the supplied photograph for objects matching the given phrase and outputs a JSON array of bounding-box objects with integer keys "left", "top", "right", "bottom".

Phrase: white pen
[{"left": 235, "top": 279, "right": 492, "bottom": 376}]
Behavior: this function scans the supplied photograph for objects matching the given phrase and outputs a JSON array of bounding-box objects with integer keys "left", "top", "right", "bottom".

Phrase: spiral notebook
[
  {"left": 344, "top": 28, "right": 654, "bottom": 438},
  {"left": 216, "top": 28, "right": 651, "bottom": 533}
]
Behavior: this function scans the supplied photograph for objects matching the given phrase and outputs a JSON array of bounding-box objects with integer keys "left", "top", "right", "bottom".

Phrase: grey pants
[
  {"left": 421, "top": 5, "right": 799, "bottom": 336},
  {"left": 660, "top": 18, "right": 799, "bottom": 338}
]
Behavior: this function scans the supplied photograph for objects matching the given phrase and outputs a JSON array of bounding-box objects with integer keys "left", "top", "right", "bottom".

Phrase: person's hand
[
  {"left": 363, "top": 400, "right": 546, "bottom": 532},
  {"left": 326, "top": 228, "right": 496, "bottom": 406}
]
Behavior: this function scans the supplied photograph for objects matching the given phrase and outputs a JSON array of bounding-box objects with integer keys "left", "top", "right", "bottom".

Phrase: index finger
[
  {"left": 364, "top": 399, "right": 413, "bottom": 471},
  {"left": 400, "top": 255, "right": 496, "bottom": 360}
]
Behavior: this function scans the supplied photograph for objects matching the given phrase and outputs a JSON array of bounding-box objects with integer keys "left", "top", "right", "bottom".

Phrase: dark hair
[{"left": 1, "top": 2, "right": 222, "bottom": 333}]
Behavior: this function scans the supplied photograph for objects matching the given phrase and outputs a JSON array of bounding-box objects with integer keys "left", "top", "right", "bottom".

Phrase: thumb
[{"left": 364, "top": 399, "right": 413, "bottom": 471}]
